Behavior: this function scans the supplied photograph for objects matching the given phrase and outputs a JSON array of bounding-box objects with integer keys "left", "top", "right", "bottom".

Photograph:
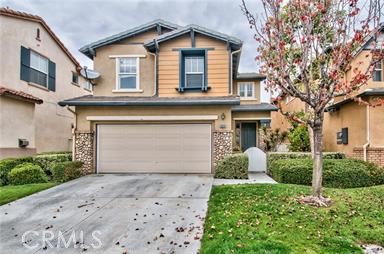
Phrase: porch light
[{"left": 220, "top": 113, "right": 226, "bottom": 120}]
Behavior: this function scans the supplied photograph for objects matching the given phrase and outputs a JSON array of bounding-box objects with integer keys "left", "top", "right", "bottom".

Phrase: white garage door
[{"left": 97, "top": 124, "right": 212, "bottom": 173}]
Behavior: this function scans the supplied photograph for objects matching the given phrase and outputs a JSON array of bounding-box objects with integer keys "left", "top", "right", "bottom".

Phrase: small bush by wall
[
  {"left": 8, "top": 163, "right": 48, "bottom": 185},
  {"left": 267, "top": 152, "right": 345, "bottom": 172},
  {"left": 0, "top": 153, "right": 72, "bottom": 185},
  {"left": 269, "top": 158, "right": 384, "bottom": 188},
  {"left": 51, "top": 161, "right": 83, "bottom": 182},
  {"left": 0, "top": 157, "right": 34, "bottom": 186},
  {"left": 33, "top": 153, "right": 72, "bottom": 175},
  {"left": 215, "top": 154, "right": 249, "bottom": 179}
]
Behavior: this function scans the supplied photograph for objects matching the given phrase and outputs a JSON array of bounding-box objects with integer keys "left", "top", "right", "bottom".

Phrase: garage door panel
[{"left": 97, "top": 124, "right": 211, "bottom": 173}]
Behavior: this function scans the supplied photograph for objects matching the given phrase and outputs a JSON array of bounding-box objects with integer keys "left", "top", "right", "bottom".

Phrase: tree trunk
[
  {"left": 311, "top": 112, "right": 324, "bottom": 198},
  {"left": 308, "top": 126, "right": 314, "bottom": 158}
]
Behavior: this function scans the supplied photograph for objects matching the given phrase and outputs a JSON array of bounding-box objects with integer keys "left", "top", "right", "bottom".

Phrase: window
[
  {"left": 83, "top": 81, "right": 92, "bottom": 91},
  {"left": 117, "top": 57, "right": 139, "bottom": 90},
  {"left": 36, "top": 28, "right": 40, "bottom": 41},
  {"left": 30, "top": 51, "right": 48, "bottom": 87},
  {"left": 185, "top": 56, "right": 204, "bottom": 88},
  {"left": 238, "top": 82, "right": 254, "bottom": 98},
  {"left": 373, "top": 61, "right": 383, "bottom": 82},
  {"left": 72, "top": 72, "right": 79, "bottom": 84},
  {"left": 179, "top": 49, "right": 207, "bottom": 92}
]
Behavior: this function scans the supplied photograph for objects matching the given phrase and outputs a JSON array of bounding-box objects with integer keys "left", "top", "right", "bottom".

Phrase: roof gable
[
  {"left": 144, "top": 24, "right": 242, "bottom": 51},
  {"left": 0, "top": 7, "right": 81, "bottom": 68},
  {"left": 79, "top": 19, "right": 181, "bottom": 59}
]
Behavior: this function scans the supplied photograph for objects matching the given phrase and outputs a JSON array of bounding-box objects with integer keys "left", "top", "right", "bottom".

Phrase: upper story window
[
  {"left": 185, "top": 56, "right": 204, "bottom": 88},
  {"left": 238, "top": 82, "right": 254, "bottom": 99},
  {"left": 83, "top": 80, "right": 92, "bottom": 91},
  {"left": 116, "top": 57, "right": 139, "bottom": 90},
  {"left": 20, "top": 46, "right": 56, "bottom": 91},
  {"left": 72, "top": 72, "right": 79, "bottom": 85},
  {"left": 373, "top": 61, "right": 383, "bottom": 82},
  {"left": 30, "top": 51, "right": 49, "bottom": 88},
  {"left": 179, "top": 49, "right": 207, "bottom": 92}
]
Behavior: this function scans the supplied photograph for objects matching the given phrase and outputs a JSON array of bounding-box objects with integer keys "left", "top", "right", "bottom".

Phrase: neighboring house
[
  {"left": 0, "top": 8, "right": 90, "bottom": 159},
  {"left": 59, "top": 20, "right": 277, "bottom": 174},
  {"left": 270, "top": 24, "right": 384, "bottom": 166}
]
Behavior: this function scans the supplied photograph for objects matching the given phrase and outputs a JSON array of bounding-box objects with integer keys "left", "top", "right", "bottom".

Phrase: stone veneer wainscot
[
  {"left": 213, "top": 130, "right": 233, "bottom": 168},
  {"left": 74, "top": 131, "right": 94, "bottom": 174}
]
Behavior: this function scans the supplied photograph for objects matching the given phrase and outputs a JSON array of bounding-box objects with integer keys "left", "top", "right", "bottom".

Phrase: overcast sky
[{"left": 2, "top": 0, "right": 271, "bottom": 101}]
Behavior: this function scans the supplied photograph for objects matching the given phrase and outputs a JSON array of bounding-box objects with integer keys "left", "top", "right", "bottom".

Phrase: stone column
[
  {"left": 213, "top": 130, "right": 233, "bottom": 167},
  {"left": 74, "top": 131, "right": 94, "bottom": 175}
]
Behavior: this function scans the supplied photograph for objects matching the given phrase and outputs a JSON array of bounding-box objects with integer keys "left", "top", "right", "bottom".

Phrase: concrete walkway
[
  {"left": 0, "top": 174, "right": 213, "bottom": 254},
  {"left": 213, "top": 172, "right": 276, "bottom": 186}
]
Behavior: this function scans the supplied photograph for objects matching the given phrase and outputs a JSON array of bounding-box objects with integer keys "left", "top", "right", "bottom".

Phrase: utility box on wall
[{"left": 336, "top": 128, "right": 348, "bottom": 145}]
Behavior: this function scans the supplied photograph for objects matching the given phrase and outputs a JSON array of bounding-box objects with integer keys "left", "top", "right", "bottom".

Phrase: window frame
[
  {"left": 179, "top": 49, "right": 207, "bottom": 92},
  {"left": 71, "top": 71, "right": 79, "bottom": 85},
  {"left": 184, "top": 55, "right": 205, "bottom": 88},
  {"left": 115, "top": 57, "right": 140, "bottom": 91},
  {"left": 373, "top": 60, "right": 383, "bottom": 82},
  {"left": 237, "top": 82, "right": 255, "bottom": 99},
  {"left": 83, "top": 80, "right": 92, "bottom": 91},
  {"left": 29, "top": 50, "right": 49, "bottom": 88}
]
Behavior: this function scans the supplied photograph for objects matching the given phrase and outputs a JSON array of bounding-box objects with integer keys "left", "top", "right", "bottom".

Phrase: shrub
[
  {"left": 32, "top": 153, "right": 72, "bottom": 175},
  {"left": 269, "top": 158, "right": 384, "bottom": 188},
  {"left": 51, "top": 161, "right": 83, "bottom": 182},
  {"left": 8, "top": 163, "right": 48, "bottom": 185},
  {"left": 288, "top": 125, "right": 311, "bottom": 152},
  {"left": 0, "top": 157, "right": 34, "bottom": 185},
  {"left": 215, "top": 154, "right": 249, "bottom": 179},
  {"left": 267, "top": 152, "right": 345, "bottom": 172},
  {"left": 259, "top": 127, "right": 288, "bottom": 152}
]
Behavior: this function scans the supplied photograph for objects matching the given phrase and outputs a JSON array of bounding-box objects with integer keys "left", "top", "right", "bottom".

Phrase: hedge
[
  {"left": 267, "top": 152, "right": 345, "bottom": 172},
  {"left": 33, "top": 153, "right": 72, "bottom": 175},
  {"left": 215, "top": 154, "right": 249, "bottom": 179},
  {"left": 269, "top": 158, "right": 384, "bottom": 188},
  {"left": 8, "top": 163, "right": 48, "bottom": 185},
  {"left": 51, "top": 161, "right": 83, "bottom": 182},
  {"left": 0, "top": 153, "right": 72, "bottom": 185}
]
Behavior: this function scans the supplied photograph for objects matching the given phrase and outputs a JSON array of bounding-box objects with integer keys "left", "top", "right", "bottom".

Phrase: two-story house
[
  {"left": 271, "top": 24, "right": 384, "bottom": 166},
  {"left": 59, "top": 20, "right": 277, "bottom": 174},
  {"left": 0, "top": 8, "right": 91, "bottom": 159}
]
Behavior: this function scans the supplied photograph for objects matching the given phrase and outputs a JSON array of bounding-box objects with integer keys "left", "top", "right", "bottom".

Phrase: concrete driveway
[{"left": 0, "top": 174, "right": 213, "bottom": 254}]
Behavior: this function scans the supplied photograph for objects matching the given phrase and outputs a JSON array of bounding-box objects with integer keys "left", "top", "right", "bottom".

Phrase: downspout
[
  {"left": 148, "top": 39, "right": 159, "bottom": 96},
  {"left": 230, "top": 48, "right": 242, "bottom": 95},
  {"left": 65, "top": 106, "right": 77, "bottom": 161},
  {"left": 363, "top": 104, "right": 370, "bottom": 161}
]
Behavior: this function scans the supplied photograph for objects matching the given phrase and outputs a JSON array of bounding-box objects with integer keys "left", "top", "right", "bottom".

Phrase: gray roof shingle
[
  {"left": 58, "top": 95, "right": 240, "bottom": 106},
  {"left": 231, "top": 103, "right": 278, "bottom": 112}
]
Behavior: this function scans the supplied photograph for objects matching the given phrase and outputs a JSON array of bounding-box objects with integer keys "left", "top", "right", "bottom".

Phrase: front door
[{"left": 241, "top": 122, "right": 256, "bottom": 151}]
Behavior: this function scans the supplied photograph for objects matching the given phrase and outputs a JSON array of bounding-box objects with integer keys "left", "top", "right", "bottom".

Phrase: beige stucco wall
[
  {"left": 0, "top": 15, "right": 90, "bottom": 153},
  {"left": 92, "top": 30, "right": 157, "bottom": 97},
  {"left": 271, "top": 97, "right": 306, "bottom": 132},
  {"left": 323, "top": 97, "right": 384, "bottom": 155},
  {"left": 75, "top": 105, "right": 232, "bottom": 132},
  {"left": 0, "top": 96, "right": 35, "bottom": 148}
]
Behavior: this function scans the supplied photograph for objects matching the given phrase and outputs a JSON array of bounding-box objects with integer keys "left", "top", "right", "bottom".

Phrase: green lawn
[
  {"left": 201, "top": 184, "right": 384, "bottom": 254},
  {"left": 0, "top": 183, "right": 57, "bottom": 206}
]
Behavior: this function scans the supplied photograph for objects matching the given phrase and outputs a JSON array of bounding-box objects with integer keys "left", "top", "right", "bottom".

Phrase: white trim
[
  {"left": 115, "top": 57, "right": 140, "bottom": 91},
  {"left": 96, "top": 124, "right": 100, "bottom": 174},
  {"left": 112, "top": 89, "right": 143, "bottom": 93},
  {"left": 233, "top": 117, "right": 271, "bottom": 120},
  {"left": 109, "top": 54, "right": 146, "bottom": 58},
  {"left": 86, "top": 115, "right": 219, "bottom": 121}
]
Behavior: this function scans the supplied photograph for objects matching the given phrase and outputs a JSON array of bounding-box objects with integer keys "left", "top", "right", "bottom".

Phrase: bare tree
[{"left": 242, "top": 0, "right": 383, "bottom": 206}]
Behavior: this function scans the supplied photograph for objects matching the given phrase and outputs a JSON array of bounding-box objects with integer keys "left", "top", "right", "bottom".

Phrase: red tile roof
[
  {"left": 0, "top": 7, "right": 81, "bottom": 69},
  {"left": 0, "top": 86, "right": 43, "bottom": 104}
]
